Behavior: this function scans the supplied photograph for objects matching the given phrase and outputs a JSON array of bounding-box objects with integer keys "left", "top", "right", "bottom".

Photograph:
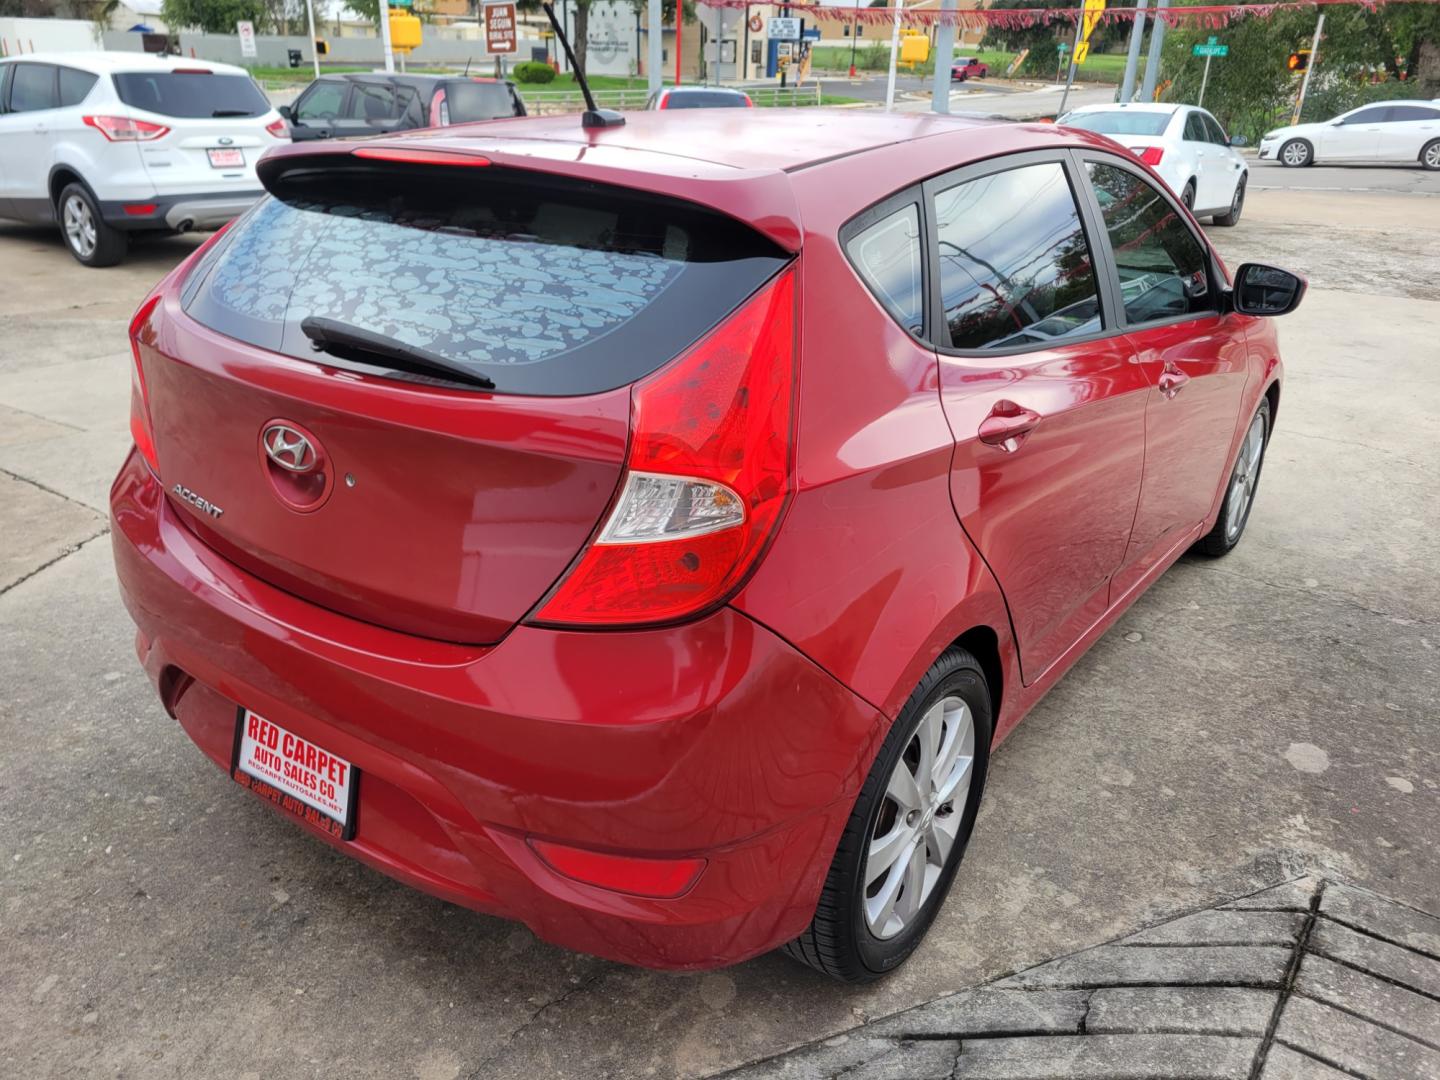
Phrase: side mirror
[
  {"left": 1231, "top": 263, "right": 1306, "bottom": 317},
  {"left": 278, "top": 105, "right": 293, "bottom": 120},
  {"left": 1229, "top": 134, "right": 1248, "bottom": 147}
]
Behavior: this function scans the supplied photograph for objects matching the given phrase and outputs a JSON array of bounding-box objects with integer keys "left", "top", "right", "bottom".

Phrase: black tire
[
  {"left": 1196, "top": 397, "right": 1270, "bottom": 557},
  {"left": 783, "top": 647, "right": 992, "bottom": 983},
  {"left": 56, "top": 182, "right": 126, "bottom": 268},
  {"left": 1421, "top": 139, "right": 1440, "bottom": 171},
  {"left": 1181, "top": 180, "right": 1197, "bottom": 210},
  {"left": 1279, "top": 138, "right": 1313, "bottom": 168},
  {"left": 1212, "top": 173, "right": 1246, "bottom": 227}
]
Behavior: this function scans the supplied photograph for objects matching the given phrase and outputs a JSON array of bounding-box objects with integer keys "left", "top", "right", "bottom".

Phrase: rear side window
[
  {"left": 1183, "top": 112, "right": 1208, "bottom": 141},
  {"left": 1386, "top": 105, "right": 1440, "bottom": 122},
  {"left": 9, "top": 64, "right": 58, "bottom": 112},
  {"left": 58, "top": 67, "right": 99, "bottom": 107},
  {"left": 183, "top": 163, "right": 789, "bottom": 396},
  {"left": 1202, "top": 114, "right": 1229, "bottom": 145},
  {"left": 934, "top": 162, "right": 1101, "bottom": 351},
  {"left": 443, "top": 81, "right": 518, "bottom": 122},
  {"left": 1085, "top": 161, "right": 1210, "bottom": 325},
  {"left": 1062, "top": 110, "right": 1170, "bottom": 137},
  {"left": 845, "top": 204, "right": 924, "bottom": 336},
  {"left": 663, "top": 90, "right": 748, "bottom": 109},
  {"left": 113, "top": 72, "right": 269, "bottom": 118}
]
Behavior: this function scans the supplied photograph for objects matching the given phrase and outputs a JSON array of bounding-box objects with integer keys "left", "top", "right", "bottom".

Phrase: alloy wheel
[
  {"left": 62, "top": 194, "right": 97, "bottom": 259},
  {"left": 864, "top": 695, "right": 975, "bottom": 940},
  {"left": 1425, "top": 142, "right": 1440, "bottom": 169},
  {"left": 1230, "top": 178, "right": 1245, "bottom": 218},
  {"left": 1282, "top": 141, "right": 1308, "bottom": 167},
  {"left": 1226, "top": 410, "right": 1266, "bottom": 540}
]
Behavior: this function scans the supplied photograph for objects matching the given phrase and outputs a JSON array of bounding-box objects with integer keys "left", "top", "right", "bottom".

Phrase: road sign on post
[
  {"left": 237, "top": 20, "right": 257, "bottom": 58},
  {"left": 485, "top": 2, "right": 518, "bottom": 54},
  {"left": 1192, "top": 36, "right": 1226, "bottom": 107},
  {"left": 767, "top": 17, "right": 800, "bottom": 40}
]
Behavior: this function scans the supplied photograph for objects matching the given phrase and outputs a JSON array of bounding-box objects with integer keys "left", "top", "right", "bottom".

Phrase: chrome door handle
[
  {"left": 1158, "top": 369, "right": 1190, "bottom": 399},
  {"left": 978, "top": 402, "right": 1041, "bottom": 452}
]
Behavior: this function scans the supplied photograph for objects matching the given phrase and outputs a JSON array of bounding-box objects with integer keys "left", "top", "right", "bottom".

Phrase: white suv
[{"left": 0, "top": 52, "right": 288, "bottom": 267}]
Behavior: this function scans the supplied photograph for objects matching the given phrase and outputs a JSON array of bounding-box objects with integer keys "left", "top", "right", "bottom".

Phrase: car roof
[
  {"left": 317, "top": 72, "right": 511, "bottom": 88},
  {"left": 1068, "top": 102, "right": 1181, "bottom": 115},
  {"left": 0, "top": 51, "right": 249, "bottom": 77},
  {"left": 385, "top": 108, "right": 1007, "bottom": 173}
]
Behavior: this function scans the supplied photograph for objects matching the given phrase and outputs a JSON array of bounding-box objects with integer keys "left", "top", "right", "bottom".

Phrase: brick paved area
[{"left": 716, "top": 878, "right": 1440, "bottom": 1080}]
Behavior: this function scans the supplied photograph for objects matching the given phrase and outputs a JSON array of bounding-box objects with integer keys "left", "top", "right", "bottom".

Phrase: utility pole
[
  {"left": 1118, "top": 0, "right": 1146, "bottom": 103},
  {"left": 1139, "top": 0, "right": 1168, "bottom": 101},
  {"left": 930, "top": 0, "right": 957, "bottom": 115},
  {"left": 304, "top": 0, "right": 320, "bottom": 80},
  {"left": 647, "top": 0, "right": 662, "bottom": 94},
  {"left": 1056, "top": 13, "right": 1083, "bottom": 116},
  {"left": 1292, "top": 12, "right": 1324, "bottom": 125},
  {"left": 379, "top": 0, "right": 395, "bottom": 73},
  {"left": 883, "top": 0, "right": 904, "bottom": 112}
]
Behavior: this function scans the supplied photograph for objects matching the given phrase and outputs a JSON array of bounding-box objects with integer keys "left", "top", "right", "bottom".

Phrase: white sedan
[
  {"left": 1259, "top": 100, "right": 1440, "bottom": 170},
  {"left": 1058, "top": 102, "right": 1249, "bottom": 225}
]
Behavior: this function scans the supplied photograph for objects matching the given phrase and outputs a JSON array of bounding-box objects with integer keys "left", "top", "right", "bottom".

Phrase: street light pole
[
  {"left": 1139, "top": 0, "right": 1169, "bottom": 102},
  {"left": 1292, "top": 12, "right": 1324, "bottom": 125},
  {"left": 883, "top": 0, "right": 904, "bottom": 112},
  {"left": 379, "top": 0, "right": 395, "bottom": 73},
  {"left": 930, "top": 0, "right": 957, "bottom": 115},
  {"left": 1119, "top": 0, "right": 1147, "bottom": 103},
  {"left": 1056, "top": 12, "right": 1083, "bottom": 116},
  {"left": 305, "top": 0, "right": 320, "bottom": 80}
]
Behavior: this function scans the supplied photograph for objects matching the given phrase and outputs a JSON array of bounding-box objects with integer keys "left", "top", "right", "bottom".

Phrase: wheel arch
[
  {"left": 1263, "top": 377, "right": 1281, "bottom": 428},
  {"left": 48, "top": 164, "right": 91, "bottom": 208},
  {"left": 949, "top": 625, "right": 1004, "bottom": 738}
]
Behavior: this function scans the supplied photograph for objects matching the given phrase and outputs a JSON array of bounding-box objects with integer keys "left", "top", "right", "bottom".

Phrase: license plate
[
  {"left": 207, "top": 148, "right": 244, "bottom": 168},
  {"left": 232, "top": 708, "right": 357, "bottom": 840}
]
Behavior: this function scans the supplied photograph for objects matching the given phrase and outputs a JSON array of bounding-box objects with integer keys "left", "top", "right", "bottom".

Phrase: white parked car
[
  {"left": 0, "top": 52, "right": 288, "bottom": 267},
  {"left": 1259, "top": 100, "right": 1440, "bottom": 170},
  {"left": 1057, "top": 102, "right": 1249, "bottom": 226}
]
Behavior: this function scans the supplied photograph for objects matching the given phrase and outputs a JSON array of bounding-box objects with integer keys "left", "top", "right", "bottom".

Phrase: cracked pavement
[{"left": 1, "top": 182, "right": 1437, "bottom": 1080}]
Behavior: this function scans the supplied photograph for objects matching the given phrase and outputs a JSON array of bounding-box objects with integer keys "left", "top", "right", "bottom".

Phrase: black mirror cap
[
  {"left": 278, "top": 105, "right": 293, "bottom": 120},
  {"left": 1231, "top": 262, "right": 1307, "bottom": 317},
  {"left": 1229, "top": 134, "right": 1248, "bottom": 147}
]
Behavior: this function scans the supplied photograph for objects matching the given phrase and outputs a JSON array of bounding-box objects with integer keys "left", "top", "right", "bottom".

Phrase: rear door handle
[
  {"left": 1158, "top": 368, "right": 1190, "bottom": 399},
  {"left": 978, "top": 403, "right": 1041, "bottom": 451}
]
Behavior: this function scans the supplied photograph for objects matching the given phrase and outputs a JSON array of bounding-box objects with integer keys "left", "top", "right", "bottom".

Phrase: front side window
[
  {"left": 1085, "top": 161, "right": 1211, "bottom": 326},
  {"left": 9, "top": 64, "right": 58, "bottom": 112},
  {"left": 296, "top": 81, "right": 346, "bottom": 121},
  {"left": 935, "top": 162, "right": 1101, "bottom": 351},
  {"left": 1340, "top": 106, "right": 1388, "bottom": 126},
  {"left": 845, "top": 203, "right": 924, "bottom": 336}
]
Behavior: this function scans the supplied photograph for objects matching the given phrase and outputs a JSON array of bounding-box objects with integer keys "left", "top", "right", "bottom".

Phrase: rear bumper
[
  {"left": 109, "top": 450, "right": 880, "bottom": 969},
  {"left": 100, "top": 191, "right": 263, "bottom": 231}
]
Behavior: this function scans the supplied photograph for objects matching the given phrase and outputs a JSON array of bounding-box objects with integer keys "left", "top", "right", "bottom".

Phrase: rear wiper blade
[
  {"left": 300, "top": 317, "right": 496, "bottom": 390},
  {"left": 211, "top": 109, "right": 254, "bottom": 117}
]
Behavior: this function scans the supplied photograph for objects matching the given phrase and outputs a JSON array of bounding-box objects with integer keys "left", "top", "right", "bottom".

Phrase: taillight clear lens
[
  {"left": 1136, "top": 146, "right": 1165, "bottom": 166},
  {"left": 532, "top": 267, "right": 796, "bottom": 627},
  {"left": 128, "top": 294, "right": 163, "bottom": 473},
  {"left": 265, "top": 117, "right": 288, "bottom": 138},
  {"left": 84, "top": 115, "right": 169, "bottom": 141}
]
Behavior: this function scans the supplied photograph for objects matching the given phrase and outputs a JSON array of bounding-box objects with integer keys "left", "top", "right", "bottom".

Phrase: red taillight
[
  {"left": 1135, "top": 146, "right": 1165, "bottom": 167},
  {"left": 128, "top": 294, "right": 163, "bottom": 473},
  {"left": 743, "top": 93, "right": 754, "bottom": 107},
  {"left": 529, "top": 839, "right": 705, "bottom": 899},
  {"left": 532, "top": 268, "right": 796, "bottom": 627},
  {"left": 84, "top": 115, "right": 169, "bottom": 142},
  {"left": 265, "top": 117, "right": 288, "bottom": 139},
  {"left": 350, "top": 147, "right": 491, "bottom": 166}
]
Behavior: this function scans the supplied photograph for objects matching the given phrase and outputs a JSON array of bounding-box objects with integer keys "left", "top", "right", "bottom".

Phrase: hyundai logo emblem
[{"left": 262, "top": 423, "right": 318, "bottom": 473}]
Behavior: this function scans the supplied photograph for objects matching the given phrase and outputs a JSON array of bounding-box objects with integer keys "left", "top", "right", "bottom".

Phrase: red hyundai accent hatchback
[{"left": 111, "top": 110, "right": 1303, "bottom": 982}]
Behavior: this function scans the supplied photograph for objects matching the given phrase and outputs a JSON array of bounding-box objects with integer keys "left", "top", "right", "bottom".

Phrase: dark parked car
[
  {"left": 280, "top": 73, "right": 525, "bottom": 141},
  {"left": 645, "top": 86, "right": 753, "bottom": 109},
  {"left": 951, "top": 57, "right": 989, "bottom": 81}
]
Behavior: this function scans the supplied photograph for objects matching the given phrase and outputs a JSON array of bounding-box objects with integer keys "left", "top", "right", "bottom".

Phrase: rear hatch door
[{"left": 146, "top": 151, "right": 790, "bottom": 643}]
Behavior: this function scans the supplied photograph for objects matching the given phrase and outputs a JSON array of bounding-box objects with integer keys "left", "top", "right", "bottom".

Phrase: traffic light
[
  {"left": 315, "top": 38, "right": 329, "bottom": 56},
  {"left": 1287, "top": 49, "right": 1310, "bottom": 72}
]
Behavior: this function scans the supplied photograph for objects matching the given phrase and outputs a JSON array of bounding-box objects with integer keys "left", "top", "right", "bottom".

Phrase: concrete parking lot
[{"left": 1, "top": 163, "right": 1437, "bottom": 1079}]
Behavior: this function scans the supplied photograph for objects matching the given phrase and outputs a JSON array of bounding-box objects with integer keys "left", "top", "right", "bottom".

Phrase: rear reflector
[
  {"left": 123, "top": 203, "right": 157, "bottom": 216},
  {"left": 84, "top": 115, "right": 170, "bottom": 142},
  {"left": 350, "top": 147, "right": 491, "bottom": 167},
  {"left": 529, "top": 839, "right": 705, "bottom": 899},
  {"left": 531, "top": 267, "right": 796, "bottom": 627},
  {"left": 1135, "top": 146, "right": 1165, "bottom": 167}
]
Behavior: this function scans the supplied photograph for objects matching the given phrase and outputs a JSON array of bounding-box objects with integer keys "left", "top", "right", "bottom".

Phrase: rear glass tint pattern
[
  {"left": 934, "top": 162, "right": 1101, "bottom": 351},
  {"left": 113, "top": 72, "right": 269, "bottom": 118},
  {"left": 184, "top": 164, "right": 788, "bottom": 396}
]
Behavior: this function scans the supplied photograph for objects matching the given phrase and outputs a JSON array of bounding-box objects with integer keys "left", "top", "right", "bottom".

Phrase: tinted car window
[
  {"left": 58, "top": 67, "right": 99, "bottom": 107},
  {"left": 296, "top": 81, "right": 346, "bottom": 120},
  {"left": 183, "top": 165, "right": 789, "bottom": 396},
  {"left": 442, "top": 80, "right": 517, "bottom": 122},
  {"left": 113, "top": 71, "right": 269, "bottom": 118},
  {"left": 1385, "top": 105, "right": 1440, "bottom": 122},
  {"left": 1086, "top": 161, "right": 1211, "bottom": 325},
  {"left": 1183, "top": 112, "right": 1208, "bottom": 141},
  {"left": 1202, "top": 113, "right": 1228, "bottom": 144},
  {"left": 845, "top": 203, "right": 924, "bottom": 336},
  {"left": 1062, "top": 110, "right": 1170, "bottom": 136},
  {"left": 9, "top": 64, "right": 58, "bottom": 112},
  {"left": 935, "top": 162, "right": 1101, "bottom": 351},
  {"left": 1340, "top": 106, "right": 1389, "bottom": 126},
  {"left": 345, "top": 81, "right": 402, "bottom": 121},
  {"left": 663, "top": 90, "right": 749, "bottom": 109}
]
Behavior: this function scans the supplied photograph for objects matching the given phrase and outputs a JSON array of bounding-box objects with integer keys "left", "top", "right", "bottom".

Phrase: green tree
[
  {"left": 983, "top": 0, "right": 1121, "bottom": 77},
  {"left": 161, "top": 0, "right": 268, "bottom": 33}
]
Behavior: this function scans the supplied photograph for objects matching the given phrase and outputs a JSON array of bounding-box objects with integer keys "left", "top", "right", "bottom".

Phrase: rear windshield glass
[
  {"left": 1062, "top": 110, "right": 1171, "bottom": 136},
  {"left": 666, "top": 91, "right": 748, "bottom": 109},
  {"left": 113, "top": 71, "right": 269, "bottom": 118},
  {"left": 182, "top": 162, "right": 789, "bottom": 395},
  {"left": 444, "top": 81, "right": 517, "bottom": 122}
]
